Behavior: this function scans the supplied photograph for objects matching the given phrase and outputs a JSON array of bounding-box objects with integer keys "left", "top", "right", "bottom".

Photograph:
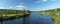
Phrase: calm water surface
[{"left": 0, "top": 12, "right": 54, "bottom": 24}]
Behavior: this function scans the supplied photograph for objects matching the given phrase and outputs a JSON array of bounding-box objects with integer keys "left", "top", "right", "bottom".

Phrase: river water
[{"left": 0, "top": 12, "right": 54, "bottom": 24}]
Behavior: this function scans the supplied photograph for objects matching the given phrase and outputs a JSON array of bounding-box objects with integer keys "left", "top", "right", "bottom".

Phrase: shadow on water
[
  {"left": 0, "top": 12, "right": 54, "bottom": 24},
  {"left": 22, "top": 14, "right": 30, "bottom": 24},
  {"left": 0, "top": 14, "right": 30, "bottom": 24},
  {"left": 22, "top": 17, "right": 26, "bottom": 24},
  {"left": 0, "top": 14, "right": 3, "bottom": 24}
]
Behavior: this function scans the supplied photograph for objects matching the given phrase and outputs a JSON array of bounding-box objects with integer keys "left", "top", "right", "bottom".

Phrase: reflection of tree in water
[
  {"left": 0, "top": 10, "right": 31, "bottom": 24},
  {"left": 0, "top": 14, "right": 3, "bottom": 24},
  {"left": 0, "top": 15, "right": 8, "bottom": 24},
  {"left": 22, "top": 15, "right": 30, "bottom": 24},
  {"left": 22, "top": 17, "right": 26, "bottom": 24},
  {"left": 22, "top": 10, "right": 25, "bottom": 24}
]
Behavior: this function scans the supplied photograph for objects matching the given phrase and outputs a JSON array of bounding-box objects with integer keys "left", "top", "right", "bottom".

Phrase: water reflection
[
  {"left": 0, "top": 12, "right": 54, "bottom": 24},
  {"left": 22, "top": 17, "right": 26, "bottom": 24}
]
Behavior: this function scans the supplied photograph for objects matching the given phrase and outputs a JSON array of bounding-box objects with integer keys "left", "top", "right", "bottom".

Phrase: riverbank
[
  {"left": 0, "top": 12, "right": 30, "bottom": 21},
  {"left": 0, "top": 9, "right": 31, "bottom": 21},
  {"left": 38, "top": 8, "right": 60, "bottom": 24}
]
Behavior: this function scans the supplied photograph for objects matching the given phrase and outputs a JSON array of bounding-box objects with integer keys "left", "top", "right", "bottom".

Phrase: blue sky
[{"left": 0, "top": 0, "right": 60, "bottom": 11}]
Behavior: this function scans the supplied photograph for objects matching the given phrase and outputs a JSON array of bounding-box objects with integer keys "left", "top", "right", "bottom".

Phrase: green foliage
[
  {"left": 39, "top": 8, "right": 60, "bottom": 24},
  {"left": 0, "top": 9, "right": 30, "bottom": 14},
  {"left": 0, "top": 9, "right": 30, "bottom": 21},
  {"left": 0, "top": 9, "right": 30, "bottom": 17}
]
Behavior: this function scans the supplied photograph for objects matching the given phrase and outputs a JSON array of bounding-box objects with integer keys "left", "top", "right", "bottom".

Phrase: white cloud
[
  {"left": 0, "top": 7, "right": 6, "bottom": 9},
  {"left": 9, "top": 6, "right": 13, "bottom": 8},
  {"left": 35, "top": 1, "right": 41, "bottom": 3},
  {"left": 35, "top": 0, "right": 44, "bottom": 3},
  {"left": 35, "top": 0, "right": 47, "bottom": 3},
  {"left": 16, "top": 5, "right": 25, "bottom": 8},
  {"left": 43, "top": 0, "right": 47, "bottom": 1},
  {"left": 16, "top": 5, "right": 26, "bottom": 10},
  {"left": 20, "top": 3, "right": 24, "bottom": 4}
]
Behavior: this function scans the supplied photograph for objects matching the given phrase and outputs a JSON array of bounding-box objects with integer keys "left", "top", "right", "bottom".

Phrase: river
[{"left": 0, "top": 12, "right": 54, "bottom": 24}]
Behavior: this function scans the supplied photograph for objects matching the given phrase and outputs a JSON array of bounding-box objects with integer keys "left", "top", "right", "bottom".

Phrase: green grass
[
  {"left": 0, "top": 9, "right": 30, "bottom": 21},
  {"left": 39, "top": 8, "right": 60, "bottom": 24}
]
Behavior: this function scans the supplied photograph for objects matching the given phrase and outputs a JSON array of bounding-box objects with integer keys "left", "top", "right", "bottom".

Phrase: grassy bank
[
  {"left": 0, "top": 9, "right": 30, "bottom": 21},
  {"left": 39, "top": 8, "right": 60, "bottom": 24}
]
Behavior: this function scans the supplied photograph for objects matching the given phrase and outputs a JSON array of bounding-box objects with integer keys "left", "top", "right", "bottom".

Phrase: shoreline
[
  {"left": 39, "top": 12, "right": 55, "bottom": 24},
  {"left": 0, "top": 13, "right": 30, "bottom": 21},
  {"left": 39, "top": 11, "right": 60, "bottom": 24}
]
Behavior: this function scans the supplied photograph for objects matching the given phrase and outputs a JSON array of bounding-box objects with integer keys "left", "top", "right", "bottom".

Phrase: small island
[
  {"left": 0, "top": 9, "right": 31, "bottom": 21},
  {"left": 39, "top": 8, "right": 60, "bottom": 24}
]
